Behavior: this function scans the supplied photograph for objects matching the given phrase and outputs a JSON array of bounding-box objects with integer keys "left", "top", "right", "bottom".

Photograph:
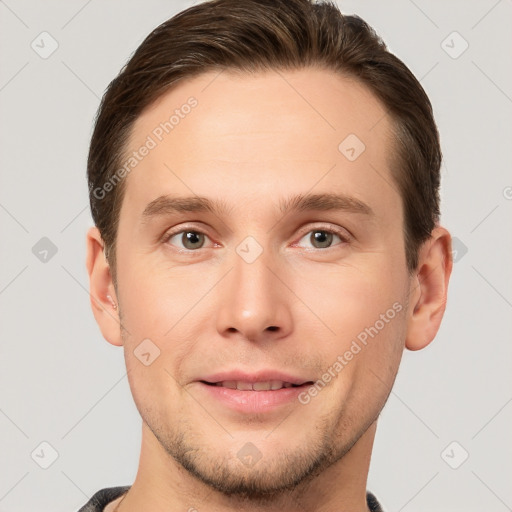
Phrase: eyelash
[
  {"left": 161, "top": 223, "right": 351, "bottom": 252},
  {"left": 294, "top": 224, "right": 351, "bottom": 249}
]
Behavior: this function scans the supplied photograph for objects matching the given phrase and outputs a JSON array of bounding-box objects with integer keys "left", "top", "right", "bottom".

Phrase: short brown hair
[{"left": 88, "top": 0, "right": 441, "bottom": 284}]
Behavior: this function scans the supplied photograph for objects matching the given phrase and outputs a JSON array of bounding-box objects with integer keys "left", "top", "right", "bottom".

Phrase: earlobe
[
  {"left": 85, "top": 226, "right": 123, "bottom": 347},
  {"left": 405, "top": 225, "right": 453, "bottom": 351}
]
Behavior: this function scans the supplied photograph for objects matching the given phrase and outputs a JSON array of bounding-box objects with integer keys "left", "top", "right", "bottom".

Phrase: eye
[
  {"left": 296, "top": 227, "right": 349, "bottom": 249},
  {"left": 164, "top": 229, "right": 212, "bottom": 251}
]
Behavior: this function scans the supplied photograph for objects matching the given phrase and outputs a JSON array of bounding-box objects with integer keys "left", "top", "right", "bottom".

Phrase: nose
[{"left": 215, "top": 245, "right": 293, "bottom": 344}]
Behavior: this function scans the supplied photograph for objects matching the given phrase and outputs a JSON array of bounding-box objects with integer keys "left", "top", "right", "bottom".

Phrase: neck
[{"left": 115, "top": 421, "right": 377, "bottom": 512}]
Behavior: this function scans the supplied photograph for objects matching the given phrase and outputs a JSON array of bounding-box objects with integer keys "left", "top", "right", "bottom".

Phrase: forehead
[
  {"left": 129, "top": 66, "right": 391, "bottom": 146},
  {"left": 121, "top": 67, "right": 398, "bottom": 221}
]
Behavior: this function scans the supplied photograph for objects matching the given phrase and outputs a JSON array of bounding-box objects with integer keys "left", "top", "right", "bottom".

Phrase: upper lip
[{"left": 200, "top": 370, "right": 313, "bottom": 386}]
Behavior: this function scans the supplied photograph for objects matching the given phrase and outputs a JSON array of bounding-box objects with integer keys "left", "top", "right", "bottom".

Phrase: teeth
[
  {"left": 214, "top": 380, "right": 298, "bottom": 390},
  {"left": 253, "top": 381, "right": 272, "bottom": 391}
]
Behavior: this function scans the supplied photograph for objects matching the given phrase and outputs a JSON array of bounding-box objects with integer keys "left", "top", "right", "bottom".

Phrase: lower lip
[{"left": 197, "top": 382, "right": 310, "bottom": 414}]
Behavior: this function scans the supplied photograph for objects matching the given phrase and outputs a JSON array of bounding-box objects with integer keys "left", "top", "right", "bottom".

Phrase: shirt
[{"left": 77, "top": 486, "right": 384, "bottom": 511}]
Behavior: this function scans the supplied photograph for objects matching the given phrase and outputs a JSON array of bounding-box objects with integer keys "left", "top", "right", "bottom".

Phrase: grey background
[{"left": 0, "top": 0, "right": 511, "bottom": 510}]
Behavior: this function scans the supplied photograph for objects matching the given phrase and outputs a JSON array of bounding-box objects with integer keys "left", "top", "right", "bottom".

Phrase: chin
[{"left": 148, "top": 412, "right": 352, "bottom": 501}]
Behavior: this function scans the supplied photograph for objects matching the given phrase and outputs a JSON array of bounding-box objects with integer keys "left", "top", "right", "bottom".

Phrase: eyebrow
[
  {"left": 278, "top": 192, "right": 374, "bottom": 217},
  {"left": 141, "top": 192, "right": 374, "bottom": 222},
  {"left": 141, "top": 195, "right": 234, "bottom": 221}
]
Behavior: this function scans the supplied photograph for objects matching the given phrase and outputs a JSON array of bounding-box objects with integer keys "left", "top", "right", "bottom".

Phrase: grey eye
[
  {"left": 310, "top": 230, "right": 334, "bottom": 248},
  {"left": 298, "top": 229, "right": 343, "bottom": 249},
  {"left": 168, "top": 230, "right": 206, "bottom": 250}
]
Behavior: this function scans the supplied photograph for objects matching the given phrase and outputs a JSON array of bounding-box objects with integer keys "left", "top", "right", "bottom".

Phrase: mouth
[
  {"left": 201, "top": 380, "right": 312, "bottom": 390},
  {"left": 196, "top": 371, "right": 315, "bottom": 413}
]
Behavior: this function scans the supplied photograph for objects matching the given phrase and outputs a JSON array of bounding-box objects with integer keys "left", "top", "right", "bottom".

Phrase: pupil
[
  {"left": 312, "top": 231, "right": 332, "bottom": 248},
  {"left": 183, "top": 231, "right": 203, "bottom": 249}
]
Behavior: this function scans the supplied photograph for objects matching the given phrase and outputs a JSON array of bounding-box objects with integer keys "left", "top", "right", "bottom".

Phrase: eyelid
[
  {"left": 292, "top": 223, "right": 353, "bottom": 246},
  {"left": 161, "top": 224, "right": 216, "bottom": 249}
]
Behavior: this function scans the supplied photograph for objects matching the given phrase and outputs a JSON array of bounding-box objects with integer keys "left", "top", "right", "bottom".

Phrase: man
[{"left": 83, "top": 0, "right": 452, "bottom": 510}]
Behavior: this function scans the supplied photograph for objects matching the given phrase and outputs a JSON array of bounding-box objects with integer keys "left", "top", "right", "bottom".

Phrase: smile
[{"left": 205, "top": 380, "right": 305, "bottom": 391}]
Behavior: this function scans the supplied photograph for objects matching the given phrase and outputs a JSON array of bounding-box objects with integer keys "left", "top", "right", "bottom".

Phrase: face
[{"left": 97, "top": 68, "right": 419, "bottom": 498}]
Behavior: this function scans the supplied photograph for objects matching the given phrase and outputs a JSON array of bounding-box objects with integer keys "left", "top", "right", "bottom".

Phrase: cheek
[
  {"left": 293, "top": 261, "right": 406, "bottom": 339},
  {"left": 116, "top": 255, "right": 193, "bottom": 335},
  {"left": 116, "top": 261, "right": 200, "bottom": 397},
  {"left": 291, "top": 260, "right": 408, "bottom": 403},
  {"left": 123, "top": 335, "right": 191, "bottom": 419}
]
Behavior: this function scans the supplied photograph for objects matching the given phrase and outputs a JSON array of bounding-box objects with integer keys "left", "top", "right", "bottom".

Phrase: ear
[
  {"left": 85, "top": 226, "right": 123, "bottom": 346},
  {"left": 405, "top": 225, "right": 453, "bottom": 351}
]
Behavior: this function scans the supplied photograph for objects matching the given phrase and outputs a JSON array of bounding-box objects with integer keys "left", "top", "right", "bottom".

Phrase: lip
[
  {"left": 197, "top": 381, "right": 312, "bottom": 414},
  {"left": 196, "top": 369, "right": 314, "bottom": 414},
  {"left": 200, "top": 370, "right": 311, "bottom": 386}
]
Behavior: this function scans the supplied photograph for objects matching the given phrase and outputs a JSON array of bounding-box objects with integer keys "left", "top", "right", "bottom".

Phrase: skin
[{"left": 86, "top": 67, "right": 452, "bottom": 512}]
